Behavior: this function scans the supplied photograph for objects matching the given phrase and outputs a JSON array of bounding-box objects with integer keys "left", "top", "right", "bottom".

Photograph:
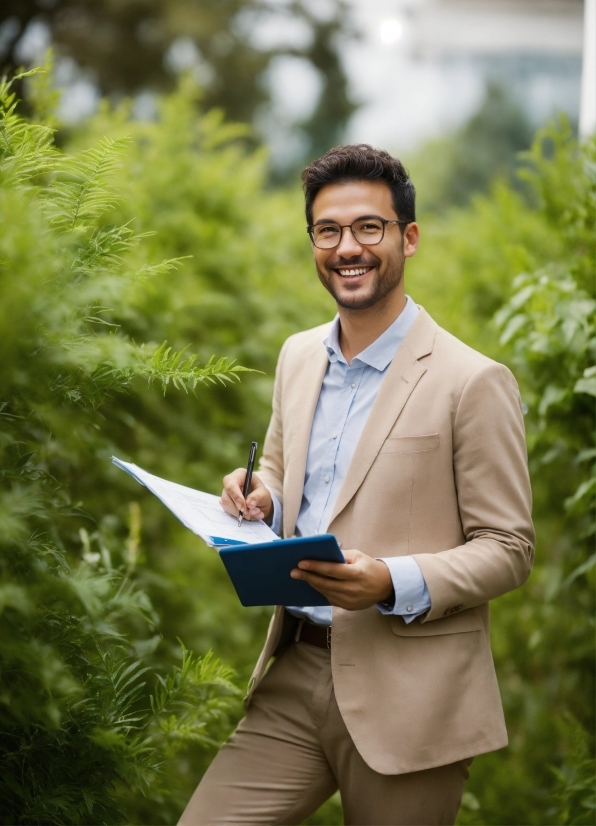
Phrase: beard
[{"left": 315, "top": 252, "right": 405, "bottom": 311}]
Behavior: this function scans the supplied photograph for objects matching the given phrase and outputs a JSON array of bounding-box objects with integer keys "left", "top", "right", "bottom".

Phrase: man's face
[{"left": 310, "top": 180, "right": 416, "bottom": 311}]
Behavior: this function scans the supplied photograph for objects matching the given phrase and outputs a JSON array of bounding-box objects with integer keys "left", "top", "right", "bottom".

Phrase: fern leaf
[
  {"left": 0, "top": 107, "right": 58, "bottom": 186},
  {"left": 42, "top": 136, "right": 131, "bottom": 230},
  {"left": 71, "top": 224, "right": 137, "bottom": 278},
  {"left": 139, "top": 343, "right": 258, "bottom": 395},
  {"left": 134, "top": 255, "right": 191, "bottom": 281}
]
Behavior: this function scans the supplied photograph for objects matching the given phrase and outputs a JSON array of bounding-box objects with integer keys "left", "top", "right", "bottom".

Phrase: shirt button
[
  {"left": 332, "top": 433, "right": 337, "bottom": 439},
  {"left": 406, "top": 605, "right": 413, "bottom": 612},
  {"left": 324, "top": 476, "right": 330, "bottom": 483},
  {"left": 351, "top": 383, "right": 356, "bottom": 388}
]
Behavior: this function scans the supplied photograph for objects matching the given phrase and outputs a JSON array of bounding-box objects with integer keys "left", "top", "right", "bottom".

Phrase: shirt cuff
[
  {"left": 264, "top": 486, "right": 283, "bottom": 537},
  {"left": 375, "top": 556, "right": 431, "bottom": 623}
]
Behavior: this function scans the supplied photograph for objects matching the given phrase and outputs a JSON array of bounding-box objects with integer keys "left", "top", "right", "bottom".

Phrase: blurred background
[
  {"left": 0, "top": 0, "right": 586, "bottom": 173},
  {"left": 0, "top": 1, "right": 594, "bottom": 825}
]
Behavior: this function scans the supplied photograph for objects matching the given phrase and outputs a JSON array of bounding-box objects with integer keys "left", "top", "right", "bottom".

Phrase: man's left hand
[{"left": 290, "top": 549, "right": 393, "bottom": 611}]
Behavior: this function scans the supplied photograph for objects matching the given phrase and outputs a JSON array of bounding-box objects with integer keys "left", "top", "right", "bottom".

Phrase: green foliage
[
  {"left": 5, "top": 0, "right": 355, "bottom": 174},
  {"left": 0, "top": 70, "right": 242, "bottom": 825},
  {"left": 304, "top": 791, "right": 343, "bottom": 825},
  {"left": 61, "top": 70, "right": 333, "bottom": 692},
  {"left": 551, "top": 714, "right": 596, "bottom": 826},
  {"left": 143, "top": 347, "right": 252, "bottom": 395},
  {"left": 482, "top": 122, "right": 595, "bottom": 826},
  {"left": 406, "top": 84, "right": 534, "bottom": 213}
]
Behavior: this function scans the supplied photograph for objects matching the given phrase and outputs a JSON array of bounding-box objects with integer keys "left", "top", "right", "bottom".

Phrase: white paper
[{"left": 112, "top": 457, "right": 278, "bottom": 547}]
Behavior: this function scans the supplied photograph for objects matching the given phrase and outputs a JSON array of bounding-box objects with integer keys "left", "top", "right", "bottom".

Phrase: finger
[
  {"left": 222, "top": 478, "right": 261, "bottom": 516},
  {"left": 222, "top": 470, "right": 272, "bottom": 521},
  {"left": 222, "top": 469, "right": 248, "bottom": 512},
  {"left": 290, "top": 568, "right": 334, "bottom": 595},
  {"left": 245, "top": 489, "right": 268, "bottom": 509},
  {"left": 291, "top": 571, "right": 360, "bottom": 607},
  {"left": 245, "top": 474, "right": 270, "bottom": 509},
  {"left": 296, "top": 559, "right": 358, "bottom": 579},
  {"left": 291, "top": 568, "right": 353, "bottom": 592},
  {"left": 245, "top": 477, "right": 273, "bottom": 522},
  {"left": 245, "top": 507, "right": 264, "bottom": 521},
  {"left": 220, "top": 489, "right": 243, "bottom": 517},
  {"left": 297, "top": 549, "right": 360, "bottom": 573},
  {"left": 221, "top": 499, "right": 263, "bottom": 522}
]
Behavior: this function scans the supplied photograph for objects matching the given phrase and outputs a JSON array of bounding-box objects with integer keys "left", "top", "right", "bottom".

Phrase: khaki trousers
[{"left": 179, "top": 642, "right": 472, "bottom": 826}]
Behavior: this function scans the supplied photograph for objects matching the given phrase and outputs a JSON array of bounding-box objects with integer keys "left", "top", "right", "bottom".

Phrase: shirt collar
[{"left": 324, "top": 295, "right": 420, "bottom": 371}]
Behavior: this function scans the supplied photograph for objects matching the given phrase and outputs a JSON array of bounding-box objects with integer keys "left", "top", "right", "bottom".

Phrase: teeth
[{"left": 337, "top": 267, "right": 370, "bottom": 276}]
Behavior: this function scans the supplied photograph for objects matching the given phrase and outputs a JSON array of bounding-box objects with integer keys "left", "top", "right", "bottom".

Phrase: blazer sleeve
[
  {"left": 412, "top": 361, "right": 535, "bottom": 622},
  {"left": 256, "top": 339, "right": 289, "bottom": 504}
]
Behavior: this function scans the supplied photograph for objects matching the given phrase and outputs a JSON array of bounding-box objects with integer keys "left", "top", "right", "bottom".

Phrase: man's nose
[{"left": 336, "top": 225, "right": 364, "bottom": 258}]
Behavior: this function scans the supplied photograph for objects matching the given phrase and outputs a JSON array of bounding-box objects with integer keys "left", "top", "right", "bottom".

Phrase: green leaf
[{"left": 574, "top": 366, "right": 596, "bottom": 397}]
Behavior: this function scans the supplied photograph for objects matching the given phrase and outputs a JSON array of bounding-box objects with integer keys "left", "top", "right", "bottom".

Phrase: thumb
[{"left": 245, "top": 474, "right": 270, "bottom": 509}]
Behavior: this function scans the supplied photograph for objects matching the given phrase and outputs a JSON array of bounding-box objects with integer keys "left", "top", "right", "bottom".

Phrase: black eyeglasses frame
[{"left": 306, "top": 216, "right": 410, "bottom": 249}]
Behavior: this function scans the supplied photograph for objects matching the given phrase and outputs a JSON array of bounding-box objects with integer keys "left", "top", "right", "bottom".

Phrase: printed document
[{"left": 112, "top": 457, "right": 278, "bottom": 548}]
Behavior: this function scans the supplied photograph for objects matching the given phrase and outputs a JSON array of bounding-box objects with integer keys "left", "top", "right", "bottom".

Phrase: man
[{"left": 180, "top": 144, "right": 535, "bottom": 825}]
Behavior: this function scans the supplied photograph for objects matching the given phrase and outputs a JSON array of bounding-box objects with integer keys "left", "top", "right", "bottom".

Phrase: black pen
[{"left": 238, "top": 441, "right": 258, "bottom": 527}]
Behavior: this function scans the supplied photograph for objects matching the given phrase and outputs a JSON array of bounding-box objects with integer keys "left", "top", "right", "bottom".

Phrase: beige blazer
[{"left": 249, "top": 306, "right": 535, "bottom": 776}]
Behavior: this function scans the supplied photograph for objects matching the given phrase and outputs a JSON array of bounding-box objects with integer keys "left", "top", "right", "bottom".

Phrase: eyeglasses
[{"left": 307, "top": 216, "right": 408, "bottom": 249}]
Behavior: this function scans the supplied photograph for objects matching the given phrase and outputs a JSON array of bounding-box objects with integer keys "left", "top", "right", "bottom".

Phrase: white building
[{"left": 345, "top": 0, "right": 584, "bottom": 150}]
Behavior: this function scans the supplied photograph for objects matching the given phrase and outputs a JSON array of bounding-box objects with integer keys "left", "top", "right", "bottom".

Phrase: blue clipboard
[{"left": 218, "top": 534, "right": 345, "bottom": 607}]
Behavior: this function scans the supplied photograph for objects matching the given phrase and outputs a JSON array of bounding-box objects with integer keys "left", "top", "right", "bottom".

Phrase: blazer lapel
[
  {"left": 328, "top": 308, "right": 437, "bottom": 528},
  {"left": 283, "top": 332, "right": 330, "bottom": 537}
]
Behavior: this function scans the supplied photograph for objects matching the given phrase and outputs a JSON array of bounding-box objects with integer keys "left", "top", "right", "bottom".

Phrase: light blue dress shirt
[{"left": 269, "top": 296, "right": 431, "bottom": 626}]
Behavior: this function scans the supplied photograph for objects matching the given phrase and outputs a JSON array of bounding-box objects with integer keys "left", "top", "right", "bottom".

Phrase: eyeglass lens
[{"left": 312, "top": 218, "right": 385, "bottom": 249}]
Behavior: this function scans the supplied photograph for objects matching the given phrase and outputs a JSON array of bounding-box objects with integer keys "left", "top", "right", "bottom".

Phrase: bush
[
  {"left": 486, "top": 123, "right": 595, "bottom": 826},
  {"left": 0, "top": 69, "right": 242, "bottom": 825}
]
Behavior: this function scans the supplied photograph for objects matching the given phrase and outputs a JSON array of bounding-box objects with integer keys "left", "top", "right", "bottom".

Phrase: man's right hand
[{"left": 221, "top": 469, "right": 273, "bottom": 523}]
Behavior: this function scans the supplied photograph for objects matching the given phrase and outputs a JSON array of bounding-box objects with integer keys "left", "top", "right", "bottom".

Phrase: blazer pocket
[
  {"left": 390, "top": 608, "right": 482, "bottom": 637},
  {"left": 379, "top": 433, "right": 440, "bottom": 455}
]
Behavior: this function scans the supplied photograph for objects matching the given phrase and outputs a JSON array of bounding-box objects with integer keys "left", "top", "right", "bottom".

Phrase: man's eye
[
  {"left": 359, "top": 222, "right": 382, "bottom": 232},
  {"left": 318, "top": 225, "right": 339, "bottom": 235}
]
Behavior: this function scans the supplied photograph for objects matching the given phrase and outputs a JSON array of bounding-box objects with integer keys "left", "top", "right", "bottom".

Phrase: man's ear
[{"left": 403, "top": 222, "right": 420, "bottom": 259}]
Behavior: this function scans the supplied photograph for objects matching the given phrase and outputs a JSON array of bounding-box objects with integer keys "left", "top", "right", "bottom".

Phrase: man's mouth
[{"left": 335, "top": 265, "right": 374, "bottom": 278}]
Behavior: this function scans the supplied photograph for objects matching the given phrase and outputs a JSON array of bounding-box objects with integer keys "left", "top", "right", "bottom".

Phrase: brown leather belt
[{"left": 296, "top": 620, "right": 331, "bottom": 650}]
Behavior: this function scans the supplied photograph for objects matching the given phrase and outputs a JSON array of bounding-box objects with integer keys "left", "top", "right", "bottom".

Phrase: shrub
[{"left": 0, "top": 70, "right": 242, "bottom": 826}]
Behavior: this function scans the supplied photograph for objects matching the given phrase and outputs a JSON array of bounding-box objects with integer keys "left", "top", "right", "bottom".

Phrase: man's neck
[{"left": 337, "top": 290, "right": 408, "bottom": 365}]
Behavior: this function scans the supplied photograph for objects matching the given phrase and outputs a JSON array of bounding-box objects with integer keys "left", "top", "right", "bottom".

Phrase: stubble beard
[{"left": 316, "top": 255, "right": 405, "bottom": 311}]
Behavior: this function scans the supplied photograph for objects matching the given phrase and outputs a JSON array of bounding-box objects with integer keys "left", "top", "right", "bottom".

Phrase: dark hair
[{"left": 301, "top": 144, "right": 416, "bottom": 226}]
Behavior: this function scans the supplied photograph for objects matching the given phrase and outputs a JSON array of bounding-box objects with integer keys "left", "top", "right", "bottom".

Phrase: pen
[{"left": 238, "top": 441, "right": 258, "bottom": 527}]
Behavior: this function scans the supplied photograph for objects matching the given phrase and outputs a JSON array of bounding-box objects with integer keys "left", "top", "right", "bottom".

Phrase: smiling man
[{"left": 179, "top": 145, "right": 535, "bottom": 826}]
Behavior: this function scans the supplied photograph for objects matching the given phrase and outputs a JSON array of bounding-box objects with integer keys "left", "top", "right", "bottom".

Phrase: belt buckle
[{"left": 326, "top": 626, "right": 331, "bottom": 649}]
